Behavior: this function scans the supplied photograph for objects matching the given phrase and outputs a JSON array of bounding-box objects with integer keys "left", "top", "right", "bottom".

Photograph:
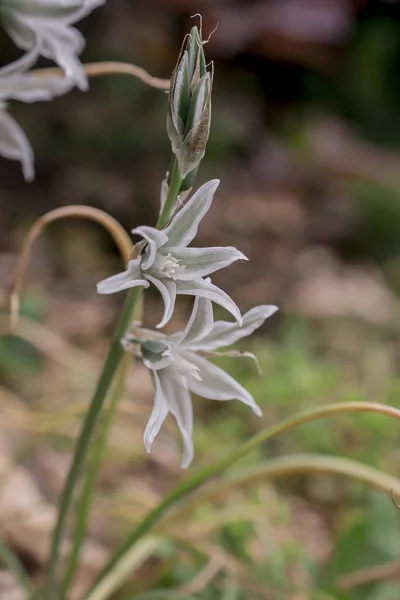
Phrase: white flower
[
  {"left": 127, "top": 298, "right": 278, "bottom": 467},
  {"left": 0, "top": 0, "right": 105, "bottom": 90},
  {"left": 0, "top": 44, "right": 74, "bottom": 180},
  {"left": 97, "top": 179, "right": 247, "bottom": 328}
]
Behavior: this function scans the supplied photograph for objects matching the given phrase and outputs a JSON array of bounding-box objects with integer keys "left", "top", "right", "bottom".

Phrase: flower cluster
[
  {"left": 96, "top": 24, "right": 278, "bottom": 468},
  {"left": 97, "top": 178, "right": 278, "bottom": 467},
  {"left": 0, "top": 0, "right": 105, "bottom": 179}
]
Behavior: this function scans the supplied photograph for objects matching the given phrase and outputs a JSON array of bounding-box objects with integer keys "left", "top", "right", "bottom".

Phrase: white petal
[
  {"left": 0, "top": 0, "right": 105, "bottom": 90},
  {"left": 190, "top": 305, "right": 279, "bottom": 352},
  {"left": 182, "top": 350, "right": 262, "bottom": 417},
  {"left": 40, "top": 25, "right": 88, "bottom": 89},
  {"left": 158, "top": 367, "right": 194, "bottom": 468},
  {"left": 1, "top": 0, "right": 105, "bottom": 23},
  {"left": 176, "top": 278, "right": 242, "bottom": 325},
  {"left": 132, "top": 226, "right": 169, "bottom": 271},
  {"left": 180, "top": 297, "right": 214, "bottom": 346},
  {"left": 144, "top": 370, "right": 169, "bottom": 453},
  {"left": 0, "top": 71, "right": 74, "bottom": 103},
  {"left": 145, "top": 275, "right": 177, "bottom": 329},
  {"left": 163, "top": 179, "right": 219, "bottom": 248},
  {"left": 96, "top": 259, "right": 149, "bottom": 294},
  {"left": 170, "top": 246, "right": 247, "bottom": 280},
  {"left": 0, "top": 108, "right": 34, "bottom": 181}
]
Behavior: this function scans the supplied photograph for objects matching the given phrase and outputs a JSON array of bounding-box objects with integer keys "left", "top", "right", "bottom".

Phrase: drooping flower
[
  {"left": 124, "top": 298, "right": 278, "bottom": 467},
  {"left": 0, "top": 45, "right": 74, "bottom": 180},
  {"left": 97, "top": 179, "right": 247, "bottom": 328},
  {"left": 0, "top": 0, "right": 105, "bottom": 90}
]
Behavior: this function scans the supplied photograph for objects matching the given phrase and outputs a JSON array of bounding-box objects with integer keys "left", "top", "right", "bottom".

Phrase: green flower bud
[{"left": 167, "top": 26, "right": 212, "bottom": 178}]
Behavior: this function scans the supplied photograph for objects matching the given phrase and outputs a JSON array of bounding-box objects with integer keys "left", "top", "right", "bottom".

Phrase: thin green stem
[
  {"left": 157, "top": 160, "right": 183, "bottom": 228},
  {"left": 45, "top": 287, "right": 142, "bottom": 600},
  {"left": 48, "top": 154, "right": 184, "bottom": 600},
  {"left": 59, "top": 355, "right": 131, "bottom": 599},
  {"left": 86, "top": 401, "right": 400, "bottom": 598},
  {"left": 0, "top": 539, "right": 36, "bottom": 599}
]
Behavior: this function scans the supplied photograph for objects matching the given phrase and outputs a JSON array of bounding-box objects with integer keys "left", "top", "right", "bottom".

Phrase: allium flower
[
  {"left": 0, "top": 0, "right": 105, "bottom": 90},
  {"left": 125, "top": 298, "right": 278, "bottom": 467},
  {"left": 97, "top": 179, "right": 247, "bottom": 328},
  {"left": 0, "top": 45, "right": 74, "bottom": 180}
]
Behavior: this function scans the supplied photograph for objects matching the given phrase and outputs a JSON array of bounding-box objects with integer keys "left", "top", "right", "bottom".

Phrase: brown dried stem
[
  {"left": 10, "top": 205, "right": 132, "bottom": 330},
  {"left": 32, "top": 61, "right": 170, "bottom": 90}
]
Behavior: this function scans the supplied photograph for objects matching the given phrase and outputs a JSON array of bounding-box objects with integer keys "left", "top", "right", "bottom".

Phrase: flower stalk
[
  {"left": 45, "top": 285, "right": 142, "bottom": 599},
  {"left": 45, "top": 132, "right": 186, "bottom": 600}
]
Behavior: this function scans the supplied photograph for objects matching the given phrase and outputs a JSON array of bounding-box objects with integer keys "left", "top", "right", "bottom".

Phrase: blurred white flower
[
  {"left": 0, "top": 0, "right": 105, "bottom": 90},
  {"left": 97, "top": 179, "right": 247, "bottom": 328},
  {"left": 126, "top": 298, "right": 278, "bottom": 467},
  {"left": 0, "top": 45, "right": 74, "bottom": 180}
]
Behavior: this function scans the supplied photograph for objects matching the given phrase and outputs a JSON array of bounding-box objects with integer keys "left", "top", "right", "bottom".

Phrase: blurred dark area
[{"left": 3, "top": 1, "right": 400, "bottom": 599}]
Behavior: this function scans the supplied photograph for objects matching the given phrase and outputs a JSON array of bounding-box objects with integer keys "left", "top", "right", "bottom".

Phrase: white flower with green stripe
[
  {"left": 0, "top": 44, "right": 74, "bottom": 180},
  {"left": 125, "top": 298, "right": 278, "bottom": 467},
  {"left": 97, "top": 179, "right": 247, "bottom": 328},
  {"left": 0, "top": 0, "right": 105, "bottom": 90}
]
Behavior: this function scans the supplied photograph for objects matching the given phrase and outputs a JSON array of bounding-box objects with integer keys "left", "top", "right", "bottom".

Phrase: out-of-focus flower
[
  {"left": 0, "top": 45, "right": 74, "bottom": 180},
  {"left": 97, "top": 179, "right": 246, "bottom": 328},
  {"left": 0, "top": 0, "right": 105, "bottom": 90},
  {"left": 125, "top": 298, "right": 278, "bottom": 467},
  {"left": 167, "top": 26, "right": 212, "bottom": 179}
]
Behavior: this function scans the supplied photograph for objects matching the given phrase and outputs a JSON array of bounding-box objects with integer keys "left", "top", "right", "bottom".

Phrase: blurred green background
[{"left": 3, "top": 0, "right": 400, "bottom": 598}]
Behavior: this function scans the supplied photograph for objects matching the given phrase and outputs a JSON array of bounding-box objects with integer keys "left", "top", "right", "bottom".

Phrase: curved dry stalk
[
  {"left": 338, "top": 559, "right": 400, "bottom": 590},
  {"left": 32, "top": 61, "right": 170, "bottom": 90},
  {"left": 178, "top": 556, "right": 223, "bottom": 596},
  {"left": 166, "top": 453, "right": 400, "bottom": 524},
  {"left": 10, "top": 205, "right": 132, "bottom": 330}
]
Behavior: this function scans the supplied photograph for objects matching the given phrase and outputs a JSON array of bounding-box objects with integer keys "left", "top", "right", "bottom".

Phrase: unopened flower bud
[{"left": 167, "top": 26, "right": 212, "bottom": 178}]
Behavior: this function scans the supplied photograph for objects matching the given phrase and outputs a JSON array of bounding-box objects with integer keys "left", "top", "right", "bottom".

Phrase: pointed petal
[
  {"left": 190, "top": 305, "right": 279, "bottom": 351},
  {"left": 0, "top": 71, "right": 74, "bottom": 103},
  {"left": 170, "top": 246, "right": 247, "bottom": 281},
  {"left": 163, "top": 179, "right": 219, "bottom": 248},
  {"left": 176, "top": 278, "right": 242, "bottom": 325},
  {"left": 96, "top": 259, "right": 149, "bottom": 294},
  {"left": 180, "top": 297, "right": 214, "bottom": 346},
  {"left": 1, "top": 0, "right": 105, "bottom": 88},
  {"left": 40, "top": 25, "right": 88, "bottom": 89},
  {"left": 145, "top": 275, "right": 177, "bottom": 329},
  {"left": 0, "top": 108, "right": 34, "bottom": 181},
  {"left": 132, "top": 226, "right": 169, "bottom": 270},
  {"left": 183, "top": 351, "right": 262, "bottom": 416},
  {"left": 158, "top": 367, "right": 194, "bottom": 468},
  {"left": 144, "top": 370, "right": 169, "bottom": 453}
]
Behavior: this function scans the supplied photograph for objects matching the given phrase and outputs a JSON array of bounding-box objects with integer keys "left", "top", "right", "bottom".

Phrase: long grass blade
[
  {"left": 0, "top": 538, "right": 35, "bottom": 598},
  {"left": 86, "top": 401, "right": 400, "bottom": 599}
]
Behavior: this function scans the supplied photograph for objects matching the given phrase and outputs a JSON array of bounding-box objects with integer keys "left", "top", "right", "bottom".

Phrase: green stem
[
  {"left": 0, "top": 539, "right": 36, "bottom": 599},
  {"left": 47, "top": 155, "right": 184, "bottom": 600},
  {"left": 86, "top": 401, "right": 400, "bottom": 598},
  {"left": 45, "top": 286, "right": 141, "bottom": 600},
  {"left": 59, "top": 355, "right": 132, "bottom": 599},
  {"left": 157, "top": 160, "right": 183, "bottom": 228}
]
